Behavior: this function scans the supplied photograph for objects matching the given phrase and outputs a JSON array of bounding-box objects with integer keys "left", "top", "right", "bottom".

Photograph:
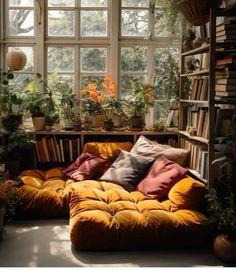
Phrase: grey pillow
[{"left": 99, "top": 150, "right": 155, "bottom": 191}]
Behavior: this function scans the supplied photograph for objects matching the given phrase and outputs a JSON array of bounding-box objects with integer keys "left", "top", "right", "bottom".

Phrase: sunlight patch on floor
[{"left": 16, "top": 226, "right": 39, "bottom": 233}]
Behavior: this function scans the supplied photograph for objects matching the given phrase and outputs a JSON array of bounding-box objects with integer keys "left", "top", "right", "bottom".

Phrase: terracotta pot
[
  {"left": 213, "top": 234, "right": 236, "bottom": 263},
  {"left": 104, "top": 120, "right": 113, "bottom": 131},
  {"left": 32, "top": 117, "right": 45, "bottom": 131}
]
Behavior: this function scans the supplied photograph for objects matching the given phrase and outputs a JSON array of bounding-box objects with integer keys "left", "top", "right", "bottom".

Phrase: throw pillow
[
  {"left": 131, "top": 135, "right": 189, "bottom": 166},
  {"left": 99, "top": 150, "right": 155, "bottom": 191},
  {"left": 168, "top": 177, "right": 207, "bottom": 211},
  {"left": 63, "top": 152, "right": 107, "bottom": 181},
  {"left": 137, "top": 155, "right": 188, "bottom": 200}
]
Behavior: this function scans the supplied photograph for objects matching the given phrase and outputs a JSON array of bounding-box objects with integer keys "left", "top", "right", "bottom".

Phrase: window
[{"left": 1, "top": 0, "right": 180, "bottom": 123}]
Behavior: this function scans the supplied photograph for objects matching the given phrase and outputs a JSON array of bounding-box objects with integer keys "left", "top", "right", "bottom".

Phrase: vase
[{"left": 213, "top": 234, "right": 236, "bottom": 263}]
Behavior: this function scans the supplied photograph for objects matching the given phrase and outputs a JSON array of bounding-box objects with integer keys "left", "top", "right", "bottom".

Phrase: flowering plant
[
  {"left": 0, "top": 175, "right": 21, "bottom": 217},
  {"left": 81, "top": 76, "right": 116, "bottom": 121}
]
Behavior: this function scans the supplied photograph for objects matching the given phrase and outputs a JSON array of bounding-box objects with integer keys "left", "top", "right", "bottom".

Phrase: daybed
[{"left": 16, "top": 138, "right": 210, "bottom": 250}]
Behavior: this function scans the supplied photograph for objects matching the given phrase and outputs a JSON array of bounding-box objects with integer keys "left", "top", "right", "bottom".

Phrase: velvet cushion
[
  {"left": 131, "top": 135, "right": 189, "bottom": 166},
  {"left": 63, "top": 152, "right": 107, "bottom": 181},
  {"left": 168, "top": 177, "right": 207, "bottom": 211},
  {"left": 83, "top": 142, "right": 133, "bottom": 163},
  {"left": 137, "top": 156, "right": 188, "bottom": 200},
  {"left": 20, "top": 176, "right": 44, "bottom": 189},
  {"left": 99, "top": 150, "right": 154, "bottom": 191}
]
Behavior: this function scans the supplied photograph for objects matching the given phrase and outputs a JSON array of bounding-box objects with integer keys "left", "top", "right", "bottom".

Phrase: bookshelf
[
  {"left": 29, "top": 130, "right": 178, "bottom": 170},
  {"left": 179, "top": 6, "right": 236, "bottom": 187}
]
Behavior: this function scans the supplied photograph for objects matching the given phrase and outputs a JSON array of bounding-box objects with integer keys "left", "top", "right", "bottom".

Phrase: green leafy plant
[{"left": 0, "top": 69, "right": 23, "bottom": 115}]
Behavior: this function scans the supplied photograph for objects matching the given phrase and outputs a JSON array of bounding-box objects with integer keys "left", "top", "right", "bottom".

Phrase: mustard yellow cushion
[
  {"left": 44, "top": 167, "right": 65, "bottom": 180},
  {"left": 20, "top": 169, "right": 46, "bottom": 180},
  {"left": 168, "top": 177, "right": 207, "bottom": 211},
  {"left": 20, "top": 176, "right": 44, "bottom": 189},
  {"left": 83, "top": 142, "right": 133, "bottom": 163}
]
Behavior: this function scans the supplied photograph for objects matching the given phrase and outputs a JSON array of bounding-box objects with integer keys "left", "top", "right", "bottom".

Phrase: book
[
  {"left": 215, "top": 84, "right": 236, "bottom": 91},
  {"left": 216, "top": 56, "right": 236, "bottom": 65},
  {"left": 215, "top": 69, "right": 236, "bottom": 78},
  {"left": 217, "top": 23, "right": 236, "bottom": 32},
  {"left": 215, "top": 108, "right": 235, "bottom": 136},
  {"left": 216, "top": 29, "right": 236, "bottom": 37},
  {"left": 216, "top": 34, "right": 236, "bottom": 41},
  {"left": 216, "top": 91, "right": 236, "bottom": 96},
  {"left": 216, "top": 78, "right": 236, "bottom": 84}
]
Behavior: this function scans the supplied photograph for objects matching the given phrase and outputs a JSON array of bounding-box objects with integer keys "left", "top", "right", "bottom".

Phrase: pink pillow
[
  {"left": 63, "top": 152, "right": 107, "bottom": 181},
  {"left": 137, "top": 155, "right": 188, "bottom": 201}
]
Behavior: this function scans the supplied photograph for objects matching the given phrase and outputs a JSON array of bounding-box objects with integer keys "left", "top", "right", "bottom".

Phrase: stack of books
[{"left": 216, "top": 18, "right": 236, "bottom": 97}]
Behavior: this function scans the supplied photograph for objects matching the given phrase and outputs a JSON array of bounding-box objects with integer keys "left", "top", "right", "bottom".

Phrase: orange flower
[
  {"left": 88, "top": 83, "right": 97, "bottom": 91},
  {"left": 103, "top": 76, "right": 111, "bottom": 83},
  {"left": 89, "top": 90, "right": 98, "bottom": 100},
  {"left": 80, "top": 89, "right": 88, "bottom": 95}
]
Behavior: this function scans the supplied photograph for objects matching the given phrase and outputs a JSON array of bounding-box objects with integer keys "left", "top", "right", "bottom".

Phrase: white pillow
[{"left": 131, "top": 135, "right": 189, "bottom": 166}]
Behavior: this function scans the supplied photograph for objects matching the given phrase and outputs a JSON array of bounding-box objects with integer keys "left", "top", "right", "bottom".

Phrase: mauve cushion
[
  {"left": 63, "top": 152, "right": 107, "bottom": 181},
  {"left": 99, "top": 150, "right": 155, "bottom": 192},
  {"left": 137, "top": 155, "right": 188, "bottom": 200}
]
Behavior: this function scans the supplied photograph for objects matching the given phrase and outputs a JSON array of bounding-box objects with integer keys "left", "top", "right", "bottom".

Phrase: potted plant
[
  {"left": 207, "top": 127, "right": 236, "bottom": 264},
  {"left": 0, "top": 130, "right": 35, "bottom": 178},
  {"left": 0, "top": 69, "right": 23, "bottom": 132},
  {"left": 57, "top": 80, "right": 77, "bottom": 131},
  {"left": 124, "top": 80, "right": 154, "bottom": 130}
]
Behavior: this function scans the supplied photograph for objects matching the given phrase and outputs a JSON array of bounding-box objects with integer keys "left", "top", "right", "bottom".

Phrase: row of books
[
  {"left": 186, "top": 107, "right": 209, "bottom": 139},
  {"left": 166, "top": 109, "right": 179, "bottom": 127},
  {"left": 180, "top": 139, "right": 208, "bottom": 179},
  {"left": 35, "top": 136, "right": 81, "bottom": 163},
  {"left": 189, "top": 77, "right": 208, "bottom": 100}
]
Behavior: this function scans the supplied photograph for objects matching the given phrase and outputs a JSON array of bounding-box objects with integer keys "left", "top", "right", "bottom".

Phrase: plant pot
[
  {"left": 104, "top": 120, "right": 113, "bottom": 131},
  {"left": 129, "top": 116, "right": 145, "bottom": 130},
  {"left": 45, "top": 124, "right": 53, "bottom": 131},
  {"left": 32, "top": 117, "right": 45, "bottom": 131},
  {"left": 92, "top": 114, "right": 104, "bottom": 128},
  {"left": 1, "top": 114, "right": 22, "bottom": 132},
  {"left": 63, "top": 119, "right": 74, "bottom": 131},
  {"left": 177, "top": 0, "right": 222, "bottom": 26},
  {"left": 213, "top": 234, "right": 236, "bottom": 263}
]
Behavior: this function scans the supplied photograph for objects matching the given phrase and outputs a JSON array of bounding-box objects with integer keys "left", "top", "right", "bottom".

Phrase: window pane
[
  {"left": 121, "top": 47, "right": 147, "bottom": 72},
  {"left": 121, "top": 10, "right": 148, "bottom": 36},
  {"left": 14, "top": 74, "right": 34, "bottom": 91},
  {"left": 8, "top": 46, "right": 34, "bottom": 72},
  {"left": 120, "top": 75, "right": 146, "bottom": 96},
  {"left": 81, "top": 48, "right": 107, "bottom": 72},
  {"left": 48, "top": 47, "right": 74, "bottom": 72},
  {"left": 9, "top": 9, "right": 34, "bottom": 36},
  {"left": 9, "top": 0, "right": 33, "bottom": 7},
  {"left": 154, "top": 9, "right": 170, "bottom": 37},
  {"left": 48, "top": 0, "right": 75, "bottom": 7},
  {"left": 81, "top": 0, "right": 107, "bottom": 7},
  {"left": 122, "top": 0, "right": 149, "bottom": 7},
  {"left": 154, "top": 48, "right": 180, "bottom": 99},
  {"left": 80, "top": 11, "right": 107, "bottom": 37},
  {"left": 48, "top": 11, "right": 74, "bottom": 36},
  {"left": 80, "top": 75, "right": 104, "bottom": 88},
  {"left": 48, "top": 74, "right": 74, "bottom": 90}
]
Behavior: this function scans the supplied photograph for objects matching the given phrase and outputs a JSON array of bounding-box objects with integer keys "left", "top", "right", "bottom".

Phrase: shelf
[
  {"left": 181, "top": 70, "right": 209, "bottom": 77},
  {"left": 181, "top": 44, "right": 210, "bottom": 57},
  {"left": 180, "top": 99, "right": 209, "bottom": 105},
  {"left": 188, "top": 169, "right": 207, "bottom": 184},
  {"left": 179, "top": 131, "right": 209, "bottom": 144}
]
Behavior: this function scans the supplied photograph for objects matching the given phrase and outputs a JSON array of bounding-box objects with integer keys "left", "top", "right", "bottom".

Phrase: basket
[{"left": 178, "top": 0, "right": 220, "bottom": 26}]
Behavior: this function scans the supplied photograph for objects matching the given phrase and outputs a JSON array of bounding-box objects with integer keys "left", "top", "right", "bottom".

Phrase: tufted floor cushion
[
  {"left": 69, "top": 178, "right": 210, "bottom": 251},
  {"left": 17, "top": 167, "right": 77, "bottom": 217}
]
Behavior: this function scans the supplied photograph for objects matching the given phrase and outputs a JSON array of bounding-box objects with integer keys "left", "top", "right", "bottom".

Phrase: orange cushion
[
  {"left": 168, "top": 177, "right": 207, "bottom": 211},
  {"left": 20, "top": 176, "right": 44, "bottom": 189},
  {"left": 83, "top": 142, "right": 133, "bottom": 165}
]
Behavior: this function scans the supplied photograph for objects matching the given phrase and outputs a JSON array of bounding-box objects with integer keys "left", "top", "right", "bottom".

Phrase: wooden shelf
[
  {"left": 181, "top": 44, "right": 210, "bottom": 57},
  {"left": 188, "top": 169, "right": 207, "bottom": 184},
  {"left": 180, "top": 99, "right": 209, "bottom": 105},
  {"left": 181, "top": 70, "right": 209, "bottom": 77},
  {"left": 179, "top": 131, "right": 209, "bottom": 144}
]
